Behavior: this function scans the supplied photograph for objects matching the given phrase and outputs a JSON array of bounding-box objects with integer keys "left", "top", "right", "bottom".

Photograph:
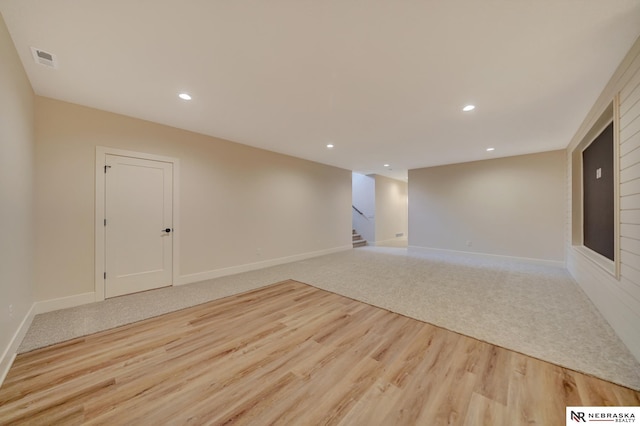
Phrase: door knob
[{"left": 162, "top": 228, "right": 172, "bottom": 233}]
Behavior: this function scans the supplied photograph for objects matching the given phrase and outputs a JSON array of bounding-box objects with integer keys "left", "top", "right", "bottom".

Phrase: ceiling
[{"left": 2, "top": 1, "right": 640, "bottom": 181}]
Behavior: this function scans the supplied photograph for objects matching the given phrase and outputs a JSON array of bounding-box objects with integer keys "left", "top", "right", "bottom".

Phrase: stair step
[
  {"left": 352, "top": 239, "right": 367, "bottom": 248},
  {"left": 352, "top": 229, "right": 366, "bottom": 247}
]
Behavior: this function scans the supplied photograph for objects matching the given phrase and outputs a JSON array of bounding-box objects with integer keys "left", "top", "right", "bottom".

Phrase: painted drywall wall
[
  {"left": 0, "top": 12, "right": 35, "bottom": 371},
  {"left": 374, "top": 175, "right": 408, "bottom": 244},
  {"left": 34, "top": 97, "right": 352, "bottom": 301},
  {"left": 408, "top": 150, "right": 566, "bottom": 261},
  {"left": 351, "top": 173, "right": 375, "bottom": 242},
  {"left": 567, "top": 35, "right": 640, "bottom": 362}
]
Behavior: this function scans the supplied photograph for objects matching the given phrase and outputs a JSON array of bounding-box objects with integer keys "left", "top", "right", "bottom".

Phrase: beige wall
[
  {"left": 0, "top": 13, "right": 35, "bottom": 365},
  {"left": 35, "top": 97, "right": 352, "bottom": 301},
  {"left": 567, "top": 35, "right": 640, "bottom": 362},
  {"left": 374, "top": 175, "right": 408, "bottom": 243},
  {"left": 408, "top": 150, "right": 566, "bottom": 261}
]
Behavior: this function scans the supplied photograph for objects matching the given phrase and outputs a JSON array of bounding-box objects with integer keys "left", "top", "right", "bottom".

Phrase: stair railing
[{"left": 352, "top": 205, "right": 369, "bottom": 220}]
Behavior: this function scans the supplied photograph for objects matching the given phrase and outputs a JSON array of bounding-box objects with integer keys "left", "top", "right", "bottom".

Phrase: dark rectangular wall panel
[{"left": 582, "top": 122, "right": 614, "bottom": 260}]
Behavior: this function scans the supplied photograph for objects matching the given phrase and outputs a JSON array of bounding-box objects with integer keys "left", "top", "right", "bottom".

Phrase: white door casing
[{"left": 95, "top": 147, "right": 179, "bottom": 301}]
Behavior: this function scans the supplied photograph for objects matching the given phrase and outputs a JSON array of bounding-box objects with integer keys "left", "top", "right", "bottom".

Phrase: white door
[{"left": 104, "top": 154, "right": 173, "bottom": 298}]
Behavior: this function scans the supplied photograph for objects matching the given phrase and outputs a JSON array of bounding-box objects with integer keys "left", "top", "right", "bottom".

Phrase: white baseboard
[
  {"left": 0, "top": 303, "right": 36, "bottom": 387},
  {"left": 176, "top": 245, "right": 353, "bottom": 286},
  {"left": 34, "top": 292, "right": 96, "bottom": 315},
  {"left": 25, "top": 245, "right": 354, "bottom": 314},
  {"left": 0, "top": 292, "right": 96, "bottom": 387},
  {"left": 1, "top": 244, "right": 350, "bottom": 385},
  {"left": 407, "top": 245, "right": 566, "bottom": 268},
  {"left": 373, "top": 237, "right": 408, "bottom": 246}
]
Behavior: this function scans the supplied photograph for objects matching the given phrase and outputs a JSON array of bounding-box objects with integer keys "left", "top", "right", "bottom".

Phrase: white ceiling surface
[{"left": 2, "top": 1, "right": 640, "bottom": 181}]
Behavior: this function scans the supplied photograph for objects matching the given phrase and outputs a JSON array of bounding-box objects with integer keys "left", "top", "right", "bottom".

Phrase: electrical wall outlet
[
  {"left": 466, "top": 240, "right": 473, "bottom": 247},
  {"left": 9, "top": 304, "right": 14, "bottom": 318}
]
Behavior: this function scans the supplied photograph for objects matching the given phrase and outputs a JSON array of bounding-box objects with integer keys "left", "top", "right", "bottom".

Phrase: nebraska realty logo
[{"left": 567, "top": 407, "right": 638, "bottom": 424}]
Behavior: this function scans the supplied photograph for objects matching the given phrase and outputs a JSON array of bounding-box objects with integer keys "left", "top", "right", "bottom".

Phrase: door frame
[{"left": 95, "top": 147, "right": 180, "bottom": 301}]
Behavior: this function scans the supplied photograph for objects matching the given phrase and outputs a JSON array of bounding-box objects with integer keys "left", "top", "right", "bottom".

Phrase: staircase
[{"left": 352, "top": 229, "right": 367, "bottom": 248}]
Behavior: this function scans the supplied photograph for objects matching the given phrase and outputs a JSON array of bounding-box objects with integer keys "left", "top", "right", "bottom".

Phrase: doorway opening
[{"left": 351, "top": 172, "right": 408, "bottom": 248}]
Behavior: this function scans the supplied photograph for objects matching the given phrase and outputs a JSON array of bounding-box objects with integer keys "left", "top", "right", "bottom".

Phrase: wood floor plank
[
  {"left": 464, "top": 392, "right": 508, "bottom": 426},
  {"left": 419, "top": 338, "right": 482, "bottom": 425},
  {"left": 336, "top": 379, "right": 404, "bottom": 426},
  {"left": 1, "top": 280, "right": 638, "bottom": 426},
  {"left": 381, "top": 327, "right": 462, "bottom": 425}
]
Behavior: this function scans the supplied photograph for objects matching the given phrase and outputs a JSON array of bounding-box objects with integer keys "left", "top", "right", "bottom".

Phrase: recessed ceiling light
[
  {"left": 326, "top": 144, "right": 334, "bottom": 149},
  {"left": 383, "top": 164, "right": 390, "bottom": 167},
  {"left": 486, "top": 147, "right": 495, "bottom": 152},
  {"left": 462, "top": 105, "right": 475, "bottom": 112},
  {"left": 178, "top": 93, "right": 192, "bottom": 101}
]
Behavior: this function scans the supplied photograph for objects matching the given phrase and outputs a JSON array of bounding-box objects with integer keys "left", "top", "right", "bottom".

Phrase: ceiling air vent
[{"left": 30, "top": 47, "right": 58, "bottom": 68}]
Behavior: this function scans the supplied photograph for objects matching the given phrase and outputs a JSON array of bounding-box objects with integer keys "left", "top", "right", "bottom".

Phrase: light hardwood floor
[{"left": 1, "top": 280, "right": 638, "bottom": 425}]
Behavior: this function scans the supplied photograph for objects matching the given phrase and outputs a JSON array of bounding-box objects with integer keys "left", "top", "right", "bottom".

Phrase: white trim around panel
[
  {"left": 95, "top": 147, "right": 180, "bottom": 302},
  {"left": 573, "top": 95, "right": 621, "bottom": 280}
]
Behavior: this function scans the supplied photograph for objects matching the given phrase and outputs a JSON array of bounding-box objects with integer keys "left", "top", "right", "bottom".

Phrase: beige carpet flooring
[{"left": 19, "top": 247, "right": 640, "bottom": 390}]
